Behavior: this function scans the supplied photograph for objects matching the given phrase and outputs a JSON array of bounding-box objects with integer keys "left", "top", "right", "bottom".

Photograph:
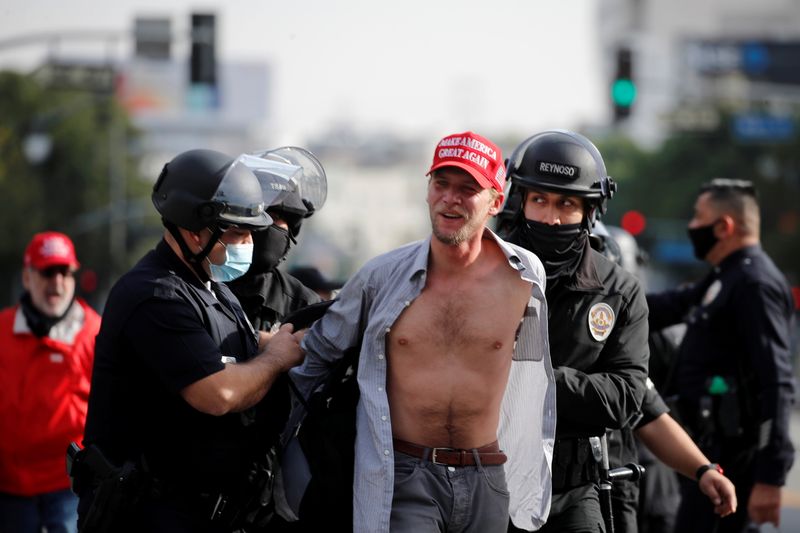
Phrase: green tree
[{"left": 0, "top": 70, "right": 159, "bottom": 308}]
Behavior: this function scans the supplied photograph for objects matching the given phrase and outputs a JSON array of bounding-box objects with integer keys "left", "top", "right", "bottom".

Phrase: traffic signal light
[
  {"left": 190, "top": 13, "right": 216, "bottom": 86},
  {"left": 611, "top": 47, "right": 636, "bottom": 123}
]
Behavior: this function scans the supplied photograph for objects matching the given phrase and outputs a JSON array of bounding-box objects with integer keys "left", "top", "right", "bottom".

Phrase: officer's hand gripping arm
[{"left": 182, "top": 323, "right": 304, "bottom": 415}]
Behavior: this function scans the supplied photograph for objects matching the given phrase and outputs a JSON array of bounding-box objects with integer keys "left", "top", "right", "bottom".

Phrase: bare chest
[{"left": 390, "top": 283, "right": 527, "bottom": 354}]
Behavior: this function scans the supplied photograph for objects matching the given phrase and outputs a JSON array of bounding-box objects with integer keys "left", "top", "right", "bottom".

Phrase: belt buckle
[{"left": 430, "top": 447, "right": 455, "bottom": 466}]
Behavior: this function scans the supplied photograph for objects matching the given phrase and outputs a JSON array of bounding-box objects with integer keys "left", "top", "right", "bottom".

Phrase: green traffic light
[{"left": 612, "top": 78, "right": 637, "bottom": 107}]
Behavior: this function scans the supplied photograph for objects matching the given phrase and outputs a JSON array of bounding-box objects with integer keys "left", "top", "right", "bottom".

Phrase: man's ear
[
  {"left": 488, "top": 192, "right": 505, "bottom": 216},
  {"left": 716, "top": 215, "right": 736, "bottom": 238},
  {"left": 179, "top": 227, "right": 205, "bottom": 249}
]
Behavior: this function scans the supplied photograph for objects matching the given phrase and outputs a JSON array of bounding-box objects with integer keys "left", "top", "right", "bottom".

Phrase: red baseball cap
[
  {"left": 427, "top": 131, "right": 506, "bottom": 193},
  {"left": 23, "top": 232, "right": 80, "bottom": 271}
]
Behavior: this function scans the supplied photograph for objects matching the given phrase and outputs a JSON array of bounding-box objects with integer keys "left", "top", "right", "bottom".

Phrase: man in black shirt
[
  {"left": 80, "top": 149, "right": 304, "bottom": 532},
  {"left": 648, "top": 179, "right": 795, "bottom": 531}
]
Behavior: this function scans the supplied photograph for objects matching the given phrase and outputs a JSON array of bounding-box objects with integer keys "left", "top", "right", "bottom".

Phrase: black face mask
[
  {"left": 250, "top": 225, "right": 294, "bottom": 273},
  {"left": 687, "top": 221, "right": 719, "bottom": 260},
  {"left": 19, "top": 291, "right": 74, "bottom": 338},
  {"left": 517, "top": 219, "right": 588, "bottom": 279}
]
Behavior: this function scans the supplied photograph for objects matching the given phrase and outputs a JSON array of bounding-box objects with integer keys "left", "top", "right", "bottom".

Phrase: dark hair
[
  {"left": 699, "top": 178, "right": 759, "bottom": 237},
  {"left": 700, "top": 178, "right": 757, "bottom": 199}
]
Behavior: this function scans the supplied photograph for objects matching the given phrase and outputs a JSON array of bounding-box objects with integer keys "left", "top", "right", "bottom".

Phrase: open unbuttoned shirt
[{"left": 291, "top": 229, "right": 557, "bottom": 532}]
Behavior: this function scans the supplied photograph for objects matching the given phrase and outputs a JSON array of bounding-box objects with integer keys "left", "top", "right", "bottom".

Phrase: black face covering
[
  {"left": 517, "top": 219, "right": 589, "bottom": 280},
  {"left": 687, "top": 221, "right": 719, "bottom": 260},
  {"left": 250, "top": 225, "right": 294, "bottom": 273},
  {"left": 19, "top": 291, "right": 74, "bottom": 338}
]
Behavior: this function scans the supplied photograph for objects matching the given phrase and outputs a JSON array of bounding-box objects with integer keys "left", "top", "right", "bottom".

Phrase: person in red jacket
[{"left": 0, "top": 231, "right": 100, "bottom": 533}]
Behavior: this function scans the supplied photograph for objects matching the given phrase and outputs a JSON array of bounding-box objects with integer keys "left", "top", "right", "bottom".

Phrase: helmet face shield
[
  {"left": 250, "top": 147, "right": 328, "bottom": 212},
  {"left": 238, "top": 153, "right": 298, "bottom": 208},
  {"left": 211, "top": 156, "right": 272, "bottom": 229}
]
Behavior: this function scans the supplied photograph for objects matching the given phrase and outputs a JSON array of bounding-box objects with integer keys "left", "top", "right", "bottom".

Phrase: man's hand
[
  {"left": 263, "top": 323, "right": 305, "bottom": 371},
  {"left": 698, "top": 468, "right": 737, "bottom": 517},
  {"left": 748, "top": 482, "right": 782, "bottom": 526}
]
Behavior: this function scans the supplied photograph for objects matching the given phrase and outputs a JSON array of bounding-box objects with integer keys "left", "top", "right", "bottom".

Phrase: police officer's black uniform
[
  {"left": 502, "top": 131, "right": 649, "bottom": 532},
  {"left": 506, "top": 233, "right": 650, "bottom": 530},
  {"left": 83, "top": 241, "right": 274, "bottom": 528},
  {"left": 78, "top": 149, "right": 278, "bottom": 533},
  {"left": 648, "top": 244, "right": 795, "bottom": 533}
]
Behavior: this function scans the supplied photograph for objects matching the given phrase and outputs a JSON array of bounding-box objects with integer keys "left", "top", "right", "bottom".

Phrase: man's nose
[
  {"left": 544, "top": 208, "right": 561, "bottom": 225},
  {"left": 47, "top": 272, "right": 67, "bottom": 286},
  {"left": 442, "top": 188, "right": 460, "bottom": 204}
]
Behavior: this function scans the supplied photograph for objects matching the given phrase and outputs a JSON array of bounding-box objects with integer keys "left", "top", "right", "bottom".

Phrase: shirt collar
[
  {"left": 155, "top": 239, "right": 208, "bottom": 291},
  {"left": 416, "top": 228, "right": 545, "bottom": 287},
  {"left": 716, "top": 244, "right": 760, "bottom": 272}
]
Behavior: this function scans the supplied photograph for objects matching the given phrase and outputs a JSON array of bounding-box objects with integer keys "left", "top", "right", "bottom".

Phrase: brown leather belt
[{"left": 393, "top": 438, "right": 507, "bottom": 466}]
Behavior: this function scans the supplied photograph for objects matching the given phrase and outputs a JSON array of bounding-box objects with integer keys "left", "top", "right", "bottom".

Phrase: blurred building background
[{"left": 0, "top": 0, "right": 798, "bottom": 321}]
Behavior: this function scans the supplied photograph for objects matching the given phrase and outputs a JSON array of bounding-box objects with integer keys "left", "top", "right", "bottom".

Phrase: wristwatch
[{"left": 695, "top": 463, "right": 724, "bottom": 481}]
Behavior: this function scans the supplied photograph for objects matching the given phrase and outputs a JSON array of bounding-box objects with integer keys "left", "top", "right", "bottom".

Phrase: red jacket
[{"left": 0, "top": 298, "right": 100, "bottom": 496}]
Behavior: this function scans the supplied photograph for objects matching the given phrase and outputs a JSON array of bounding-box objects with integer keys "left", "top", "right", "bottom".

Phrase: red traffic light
[{"left": 621, "top": 210, "right": 646, "bottom": 236}]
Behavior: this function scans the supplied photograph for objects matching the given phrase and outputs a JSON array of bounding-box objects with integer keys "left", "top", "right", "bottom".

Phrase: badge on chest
[{"left": 588, "top": 302, "right": 615, "bottom": 342}]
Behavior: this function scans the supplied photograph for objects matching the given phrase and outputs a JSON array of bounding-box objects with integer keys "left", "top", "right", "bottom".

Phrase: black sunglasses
[{"left": 38, "top": 265, "right": 75, "bottom": 279}]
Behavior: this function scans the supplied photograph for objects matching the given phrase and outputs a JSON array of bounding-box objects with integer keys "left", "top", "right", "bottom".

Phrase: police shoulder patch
[{"left": 588, "top": 302, "right": 615, "bottom": 342}]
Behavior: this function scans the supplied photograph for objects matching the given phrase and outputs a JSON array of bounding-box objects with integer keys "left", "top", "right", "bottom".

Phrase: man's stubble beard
[{"left": 430, "top": 208, "right": 486, "bottom": 246}]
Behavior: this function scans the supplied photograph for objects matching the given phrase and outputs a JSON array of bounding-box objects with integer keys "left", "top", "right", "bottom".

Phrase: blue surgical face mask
[{"left": 208, "top": 241, "right": 254, "bottom": 282}]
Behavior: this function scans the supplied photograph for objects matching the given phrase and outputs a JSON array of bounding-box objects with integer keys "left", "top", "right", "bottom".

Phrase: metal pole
[
  {"left": 108, "top": 93, "right": 126, "bottom": 282},
  {"left": 596, "top": 433, "right": 616, "bottom": 533}
]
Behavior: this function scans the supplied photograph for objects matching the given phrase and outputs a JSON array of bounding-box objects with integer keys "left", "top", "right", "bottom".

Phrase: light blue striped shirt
[{"left": 291, "top": 229, "right": 556, "bottom": 532}]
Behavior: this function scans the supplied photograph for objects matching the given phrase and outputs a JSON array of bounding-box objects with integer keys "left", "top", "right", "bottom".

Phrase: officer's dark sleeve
[
  {"left": 635, "top": 386, "right": 670, "bottom": 430},
  {"left": 733, "top": 279, "right": 795, "bottom": 486},
  {"left": 556, "top": 282, "right": 650, "bottom": 432},
  {"left": 123, "top": 298, "right": 226, "bottom": 393},
  {"left": 646, "top": 280, "right": 707, "bottom": 331}
]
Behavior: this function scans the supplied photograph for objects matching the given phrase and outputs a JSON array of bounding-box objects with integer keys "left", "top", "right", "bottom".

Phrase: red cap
[
  {"left": 23, "top": 232, "right": 80, "bottom": 271},
  {"left": 427, "top": 131, "right": 506, "bottom": 193}
]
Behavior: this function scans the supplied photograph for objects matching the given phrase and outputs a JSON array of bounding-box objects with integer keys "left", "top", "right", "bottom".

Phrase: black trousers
[{"left": 509, "top": 483, "right": 605, "bottom": 533}]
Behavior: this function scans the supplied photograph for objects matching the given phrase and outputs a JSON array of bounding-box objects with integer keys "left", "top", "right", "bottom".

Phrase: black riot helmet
[
  {"left": 152, "top": 149, "right": 271, "bottom": 276},
  {"left": 505, "top": 130, "right": 617, "bottom": 228},
  {"left": 152, "top": 149, "right": 272, "bottom": 232}
]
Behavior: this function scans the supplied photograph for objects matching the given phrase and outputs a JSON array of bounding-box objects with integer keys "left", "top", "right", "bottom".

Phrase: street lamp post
[{"left": 107, "top": 95, "right": 127, "bottom": 278}]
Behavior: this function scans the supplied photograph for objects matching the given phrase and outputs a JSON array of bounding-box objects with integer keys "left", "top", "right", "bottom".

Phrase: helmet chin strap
[{"left": 164, "top": 219, "right": 223, "bottom": 282}]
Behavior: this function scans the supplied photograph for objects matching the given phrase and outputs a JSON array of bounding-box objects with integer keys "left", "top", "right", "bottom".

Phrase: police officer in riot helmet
[
  {"left": 227, "top": 147, "right": 329, "bottom": 332},
  {"left": 501, "top": 130, "right": 649, "bottom": 532},
  {"left": 78, "top": 149, "right": 304, "bottom": 533}
]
